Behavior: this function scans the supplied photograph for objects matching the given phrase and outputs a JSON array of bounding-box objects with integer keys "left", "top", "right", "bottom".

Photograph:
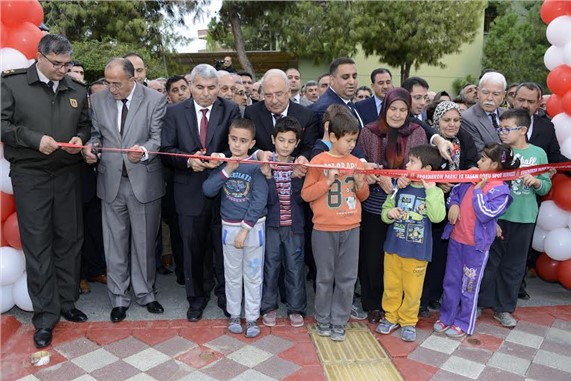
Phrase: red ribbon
[{"left": 59, "top": 142, "right": 571, "bottom": 183}]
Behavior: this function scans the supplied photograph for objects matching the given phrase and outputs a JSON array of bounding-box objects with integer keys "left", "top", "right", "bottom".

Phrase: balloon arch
[{"left": 0, "top": 0, "right": 570, "bottom": 314}]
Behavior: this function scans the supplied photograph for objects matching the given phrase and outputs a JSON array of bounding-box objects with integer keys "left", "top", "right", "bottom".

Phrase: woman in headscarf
[
  {"left": 356, "top": 87, "right": 428, "bottom": 324},
  {"left": 419, "top": 100, "right": 478, "bottom": 318}
]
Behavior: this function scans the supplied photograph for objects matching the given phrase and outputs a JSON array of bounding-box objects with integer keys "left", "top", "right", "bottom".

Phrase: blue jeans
[{"left": 261, "top": 226, "right": 306, "bottom": 315}]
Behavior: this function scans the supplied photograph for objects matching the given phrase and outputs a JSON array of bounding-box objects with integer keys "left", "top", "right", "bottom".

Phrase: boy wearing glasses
[{"left": 478, "top": 108, "right": 551, "bottom": 328}]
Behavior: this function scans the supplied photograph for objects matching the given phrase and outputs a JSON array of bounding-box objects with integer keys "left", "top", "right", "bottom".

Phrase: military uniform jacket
[{"left": 1, "top": 64, "right": 91, "bottom": 174}]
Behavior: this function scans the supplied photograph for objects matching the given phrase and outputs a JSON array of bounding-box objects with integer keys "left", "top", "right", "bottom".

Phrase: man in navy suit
[
  {"left": 312, "top": 57, "right": 365, "bottom": 136},
  {"left": 161, "top": 64, "right": 241, "bottom": 321},
  {"left": 355, "top": 68, "right": 393, "bottom": 126}
]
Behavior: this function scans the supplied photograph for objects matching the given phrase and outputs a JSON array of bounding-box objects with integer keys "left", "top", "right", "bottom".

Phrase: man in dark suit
[
  {"left": 355, "top": 68, "right": 393, "bottom": 126},
  {"left": 312, "top": 57, "right": 365, "bottom": 135},
  {"left": 514, "top": 82, "right": 569, "bottom": 164},
  {"left": 460, "top": 72, "right": 507, "bottom": 154},
  {"left": 161, "top": 64, "right": 241, "bottom": 321},
  {"left": 83, "top": 57, "right": 166, "bottom": 323},
  {"left": 244, "top": 69, "right": 319, "bottom": 161}
]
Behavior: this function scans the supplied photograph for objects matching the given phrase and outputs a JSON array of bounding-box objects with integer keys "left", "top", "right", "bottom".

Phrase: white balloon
[
  {"left": 0, "top": 247, "right": 25, "bottom": 286},
  {"left": 537, "top": 200, "right": 570, "bottom": 231},
  {"left": 12, "top": 272, "right": 33, "bottom": 312},
  {"left": 0, "top": 284, "right": 15, "bottom": 313},
  {"left": 563, "top": 39, "right": 571, "bottom": 67},
  {"left": 0, "top": 48, "right": 30, "bottom": 71},
  {"left": 546, "top": 16, "right": 571, "bottom": 48},
  {"left": 560, "top": 137, "right": 571, "bottom": 160},
  {"left": 568, "top": 213, "right": 571, "bottom": 229},
  {"left": 544, "top": 228, "right": 571, "bottom": 261},
  {"left": 552, "top": 112, "right": 571, "bottom": 145},
  {"left": 532, "top": 225, "right": 548, "bottom": 252},
  {"left": 545, "top": 45, "right": 565, "bottom": 70},
  {"left": 0, "top": 159, "right": 12, "bottom": 195}
]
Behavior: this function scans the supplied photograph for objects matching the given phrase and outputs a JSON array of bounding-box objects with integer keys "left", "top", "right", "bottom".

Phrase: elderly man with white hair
[{"left": 460, "top": 72, "right": 507, "bottom": 154}]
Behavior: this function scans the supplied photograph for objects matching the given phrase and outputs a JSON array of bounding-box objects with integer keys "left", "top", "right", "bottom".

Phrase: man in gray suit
[
  {"left": 83, "top": 58, "right": 167, "bottom": 322},
  {"left": 287, "top": 68, "right": 313, "bottom": 106},
  {"left": 460, "top": 72, "right": 507, "bottom": 154}
]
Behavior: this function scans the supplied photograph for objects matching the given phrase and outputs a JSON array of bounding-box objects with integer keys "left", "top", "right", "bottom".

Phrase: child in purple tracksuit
[{"left": 433, "top": 143, "right": 518, "bottom": 338}]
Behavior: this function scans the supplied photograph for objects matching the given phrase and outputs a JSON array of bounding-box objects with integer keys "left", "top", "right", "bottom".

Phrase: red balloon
[
  {"left": 547, "top": 65, "right": 571, "bottom": 96},
  {"left": 0, "top": 22, "right": 9, "bottom": 48},
  {"left": 558, "top": 258, "right": 571, "bottom": 289},
  {"left": 28, "top": 1, "right": 44, "bottom": 27},
  {"left": 562, "top": 90, "right": 571, "bottom": 117},
  {"left": 541, "top": 0, "right": 571, "bottom": 24},
  {"left": 551, "top": 174, "right": 571, "bottom": 211},
  {"left": 0, "top": 192, "right": 15, "bottom": 222},
  {"left": 0, "top": 232, "right": 9, "bottom": 247},
  {"left": 536, "top": 252, "right": 561, "bottom": 282},
  {"left": 543, "top": 172, "right": 569, "bottom": 201},
  {"left": 547, "top": 93, "right": 564, "bottom": 118},
  {"left": 2, "top": 212, "right": 21, "bottom": 250},
  {"left": 1, "top": 0, "right": 37, "bottom": 27},
  {"left": 5, "top": 21, "right": 42, "bottom": 59}
]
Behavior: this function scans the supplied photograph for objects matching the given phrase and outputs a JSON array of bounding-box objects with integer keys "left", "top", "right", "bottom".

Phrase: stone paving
[{"left": 2, "top": 304, "right": 571, "bottom": 380}]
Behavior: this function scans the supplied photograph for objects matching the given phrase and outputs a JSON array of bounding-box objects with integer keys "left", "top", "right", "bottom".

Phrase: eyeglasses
[
  {"left": 40, "top": 52, "right": 74, "bottom": 70},
  {"left": 263, "top": 91, "right": 286, "bottom": 100},
  {"left": 412, "top": 94, "right": 429, "bottom": 101},
  {"left": 101, "top": 80, "right": 129, "bottom": 90},
  {"left": 498, "top": 126, "right": 525, "bottom": 134}
]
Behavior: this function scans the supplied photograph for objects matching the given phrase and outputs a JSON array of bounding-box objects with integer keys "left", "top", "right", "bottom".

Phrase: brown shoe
[
  {"left": 79, "top": 279, "right": 90, "bottom": 294},
  {"left": 367, "top": 309, "right": 383, "bottom": 324},
  {"left": 88, "top": 274, "right": 108, "bottom": 285}
]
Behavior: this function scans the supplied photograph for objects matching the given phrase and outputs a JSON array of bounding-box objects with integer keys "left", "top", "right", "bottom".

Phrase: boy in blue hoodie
[{"left": 203, "top": 119, "right": 269, "bottom": 338}]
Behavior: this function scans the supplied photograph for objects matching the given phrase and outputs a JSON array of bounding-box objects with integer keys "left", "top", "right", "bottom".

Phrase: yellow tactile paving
[{"left": 308, "top": 322, "right": 404, "bottom": 381}]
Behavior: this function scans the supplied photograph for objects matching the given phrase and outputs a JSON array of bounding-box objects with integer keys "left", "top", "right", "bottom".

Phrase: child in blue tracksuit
[
  {"left": 434, "top": 142, "right": 517, "bottom": 338},
  {"left": 203, "top": 119, "right": 269, "bottom": 338}
]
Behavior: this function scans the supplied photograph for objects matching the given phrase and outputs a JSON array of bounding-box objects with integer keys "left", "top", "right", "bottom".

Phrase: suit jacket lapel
[
  {"left": 475, "top": 105, "right": 497, "bottom": 141},
  {"left": 104, "top": 92, "right": 121, "bottom": 141},
  {"left": 123, "top": 84, "right": 143, "bottom": 137},
  {"left": 207, "top": 98, "right": 222, "bottom": 147}
]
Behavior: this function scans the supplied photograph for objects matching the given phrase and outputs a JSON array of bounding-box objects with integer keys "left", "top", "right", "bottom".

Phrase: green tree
[
  {"left": 42, "top": 0, "right": 208, "bottom": 78},
  {"left": 482, "top": 1, "right": 548, "bottom": 88},
  {"left": 355, "top": 0, "right": 486, "bottom": 83}
]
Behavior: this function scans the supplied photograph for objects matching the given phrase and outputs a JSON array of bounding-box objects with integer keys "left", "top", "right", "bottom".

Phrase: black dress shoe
[
  {"left": 518, "top": 291, "right": 531, "bottom": 300},
  {"left": 110, "top": 307, "right": 128, "bottom": 323},
  {"left": 186, "top": 307, "right": 203, "bottom": 322},
  {"left": 367, "top": 309, "right": 382, "bottom": 324},
  {"left": 176, "top": 277, "right": 185, "bottom": 286},
  {"left": 34, "top": 328, "right": 53, "bottom": 348},
  {"left": 156, "top": 266, "right": 173, "bottom": 275},
  {"left": 146, "top": 301, "right": 164, "bottom": 314},
  {"left": 61, "top": 308, "right": 88, "bottom": 323}
]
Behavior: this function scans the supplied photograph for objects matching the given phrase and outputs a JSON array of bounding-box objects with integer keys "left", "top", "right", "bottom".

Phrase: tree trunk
[
  {"left": 229, "top": 14, "right": 254, "bottom": 77},
  {"left": 400, "top": 61, "right": 412, "bottom": 85}
]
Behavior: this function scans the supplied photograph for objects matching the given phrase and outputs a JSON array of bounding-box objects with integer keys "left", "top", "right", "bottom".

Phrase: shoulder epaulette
[{"left": 2, "top": 68, "right": 27, "bottom": 77}]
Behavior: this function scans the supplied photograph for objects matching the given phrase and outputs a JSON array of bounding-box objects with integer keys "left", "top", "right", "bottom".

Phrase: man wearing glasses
[
  {"left": 1, "top": 34, "right": 91, "bottom": 348},
  {"left": 83, "top": 57, "right": 167, "bottom": 324},
  {"left": 460, "top": 71, "right": 507, "bottom": 154}
]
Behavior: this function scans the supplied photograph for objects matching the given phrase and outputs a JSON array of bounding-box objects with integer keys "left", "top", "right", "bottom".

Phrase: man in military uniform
[{"left": 1, "top": 34, "right": 91, "bottom": 348}]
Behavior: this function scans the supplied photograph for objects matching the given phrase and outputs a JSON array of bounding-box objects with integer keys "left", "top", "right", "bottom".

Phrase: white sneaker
[
  {"left": 262, "top": 310, "right": 277, "bottom": 327},
  {"left": 289, "top": 313, "right": 304, "bottom": 327},
  {"left": 494, "top": 312, "right": 516, "bottom": 328}
]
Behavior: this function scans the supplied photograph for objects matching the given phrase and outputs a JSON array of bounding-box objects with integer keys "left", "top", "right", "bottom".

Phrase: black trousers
[
  {"left": 421, "top": 220, "right": 448, "bottom": 306},
  {"left": 179, "top": 197, "right": 225, "bottom": 311},
  {"left": 162, "top": 172, "right": 184, "bottom": 281},
  {"left": 358, "top": 209, "right": 388, "bottom": 312},
  {"left": 80, "top": 196, "right": 106, "bottom": 279},
  {"left": 11, "top": 168, "right": 83, "bottom": 329},
  {"left": 479, "top": 220, "right": 535, "bottom": 313}
]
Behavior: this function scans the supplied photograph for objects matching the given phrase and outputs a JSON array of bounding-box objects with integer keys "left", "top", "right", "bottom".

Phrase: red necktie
[{"left": 200, "top": 108, "right": 208, "bottom": 148}]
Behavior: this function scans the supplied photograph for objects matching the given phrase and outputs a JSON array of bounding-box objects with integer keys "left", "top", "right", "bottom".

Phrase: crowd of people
[{"left": 2, "top": 34, "right": 568, "bottom": 348}]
